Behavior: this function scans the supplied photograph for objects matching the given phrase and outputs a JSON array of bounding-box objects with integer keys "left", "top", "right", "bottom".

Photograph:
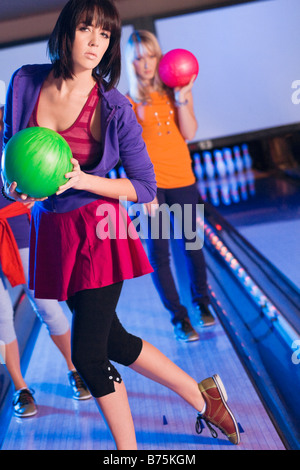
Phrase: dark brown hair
[{"left": 48, "top": 0, "right": 121, "bottom": 90}]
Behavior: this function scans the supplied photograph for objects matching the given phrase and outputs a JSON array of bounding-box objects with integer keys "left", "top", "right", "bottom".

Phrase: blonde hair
[{"left": 125, "top": 30, "right": 168, "bottom": 103}]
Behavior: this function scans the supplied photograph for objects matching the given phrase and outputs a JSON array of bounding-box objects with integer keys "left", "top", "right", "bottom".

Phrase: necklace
[{"left": 144, "top": 96, "right": 174, "bottom": 136}]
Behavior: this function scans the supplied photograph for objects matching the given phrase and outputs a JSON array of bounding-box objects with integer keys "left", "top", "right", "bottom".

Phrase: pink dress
[{"left": 28, "top": 84, "right": 153, "bottom": 300}]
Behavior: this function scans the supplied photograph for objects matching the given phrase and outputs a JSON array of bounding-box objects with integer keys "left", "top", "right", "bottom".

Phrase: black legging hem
[{"left": 67, "top": 282, "right": 143, "bottom": 398}]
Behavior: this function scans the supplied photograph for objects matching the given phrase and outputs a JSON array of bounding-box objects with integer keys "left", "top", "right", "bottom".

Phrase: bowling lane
[
  {"left": 191, "top": 162, "right": 300, "bottom": 448},
  {"left": 0, "top": 255, "right": 285, "bottom": 451},
  {"left": 190, "top": 141, "right": 300, "bottom": 291},
  {"left": 0, "top": 154, "right": 295, "bottom": 450},
  {"left": 214, "top": 171, "right": 300, "bottom": 290}
]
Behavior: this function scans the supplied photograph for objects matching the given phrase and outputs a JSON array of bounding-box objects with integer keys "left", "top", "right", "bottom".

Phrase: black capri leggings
[{"left": 67, "top": 282, "right": 143, "bottom": 398}]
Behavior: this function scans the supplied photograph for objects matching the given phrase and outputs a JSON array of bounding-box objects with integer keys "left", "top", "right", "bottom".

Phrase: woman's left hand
[
  {"left": 56, "top": 158, "right": 89, "bottom": 195},
  {"left": 144, "top": 195, "right": 159, "bottom": 217}
]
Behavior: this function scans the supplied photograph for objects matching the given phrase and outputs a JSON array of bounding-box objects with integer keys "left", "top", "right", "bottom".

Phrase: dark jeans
[
  {"left": 145, "top": 184, "right": 209, "bottom": 325},
  {"left": 67, "top": 282, "right": 143, "bottom": 398}
]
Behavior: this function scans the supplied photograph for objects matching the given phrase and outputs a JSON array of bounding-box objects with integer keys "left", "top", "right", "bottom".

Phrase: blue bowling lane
[
  {"left": 0, "top": 270, "right": 285, "bottom": 450},
  {"left": 214, "top": 170, "right": 300, "bottom": 290},
  {"left": 190, "top": 141, "right": 299, "bottom": 291}
]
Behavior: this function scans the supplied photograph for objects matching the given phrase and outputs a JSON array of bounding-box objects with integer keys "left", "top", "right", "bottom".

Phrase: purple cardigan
[
  {"left": 2, "top": 64, "right": 156, "bottom": 214},
  {"left": 1, "top": 110, "right": 29, "bottom": 248}
]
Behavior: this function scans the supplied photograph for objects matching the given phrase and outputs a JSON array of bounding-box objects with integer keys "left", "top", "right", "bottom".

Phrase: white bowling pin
[
  {"left": 228, "top": 174, "right": 240, "bottom": 203},
  {"left": 108, "top": 169, "right": 117, "bottom": 179},
  {"left": 214, "top": 150, "right": 227, "bottom": 178},
  {"left": 197, "top": 180, "right": 207, "bottom": 201},
  {"left": 246, "top": 169, "right": 256, "bottom": 196},
  {"left": 203, "top": 151, "right": 215, "bottom": 179},
  {"left": 193, "top": 152, "right": 203, "bottom": 180},
  {"left": 241, "top": 143, "right": 253, "bottom": 170},
  {"left": 233, "top": 146, "right": 244, "bottom": 173},
  {"left": 118, "top": 166, "right": 127, "bottom": 178},
  {"left": 237, "top": 171, "right": 248, "bottom": 200},
  {"left": 208, "top": 178, "right": 220, "bottom": 206},
  {"left": 222, "top": 147, "right": 235, "bottom": 175},
  {"left": 219, "top": 177, "right": 231, "bottom": 205}
]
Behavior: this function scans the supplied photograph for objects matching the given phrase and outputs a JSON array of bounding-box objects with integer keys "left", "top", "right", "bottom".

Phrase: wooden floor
[{"left": 1, "top": 267, "right": 285, "bottom": 451}]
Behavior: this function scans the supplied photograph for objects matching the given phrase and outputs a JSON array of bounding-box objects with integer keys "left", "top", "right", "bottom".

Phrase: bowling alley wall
[{"left": 1, "top": 0, "right": 300, "bottom": 176}]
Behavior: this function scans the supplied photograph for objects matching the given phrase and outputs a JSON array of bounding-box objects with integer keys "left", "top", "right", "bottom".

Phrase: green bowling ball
[{"left": 2, "top": 127, "right": 73, "bottom": 198}]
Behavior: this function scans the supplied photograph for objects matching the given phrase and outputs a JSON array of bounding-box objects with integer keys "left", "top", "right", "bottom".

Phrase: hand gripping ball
[
  {"left": 158, "top": 49, "right": 199, "bottom": 88},
  {"left": 2, "top": 127, "right": 73, "bottom": 198}
]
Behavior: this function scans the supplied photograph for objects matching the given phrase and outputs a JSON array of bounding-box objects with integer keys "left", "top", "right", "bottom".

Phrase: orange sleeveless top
[{"left": 128, "top": 92, "right": 195, "bottom": 189}]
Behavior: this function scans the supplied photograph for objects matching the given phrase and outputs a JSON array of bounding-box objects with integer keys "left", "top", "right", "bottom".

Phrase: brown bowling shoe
[{"left": 196, "top": 374, "right": 241, "bottom": 445}]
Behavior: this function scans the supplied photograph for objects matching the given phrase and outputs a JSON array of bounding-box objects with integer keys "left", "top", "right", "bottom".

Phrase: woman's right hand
[{"left": 4, "top": 181, "right": 47, "bottom": 209}]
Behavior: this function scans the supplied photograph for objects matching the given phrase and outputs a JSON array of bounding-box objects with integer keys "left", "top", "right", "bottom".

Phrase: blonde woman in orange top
[{"left": 125, "top": 30, "right": 215, "bottom": 341}]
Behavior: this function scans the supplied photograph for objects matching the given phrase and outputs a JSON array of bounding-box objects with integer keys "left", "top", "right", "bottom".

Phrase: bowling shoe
[
  {"left": 195, "top": 374, "right": 240, "bottom": 445},
  {"left": 68, "top": 370, "right": 92, "bottom": 400},
  {"left": 173, "top": 317, "right": 199, "bottom": 342},
  {"left": 12, "top": 388, "right": 38, "bottom": 417},
  {"left": 195, "top": 303, "right": 215, "bottom": 327}
]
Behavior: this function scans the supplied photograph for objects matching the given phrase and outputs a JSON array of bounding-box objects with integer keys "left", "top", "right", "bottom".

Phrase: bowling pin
[
  {"left": 219, "top": 177, "right": 231, "bottom": 205},
  {"left": 241, "top": 143, "right": 253, "bottom": 170},
  {"left": 246, "top": 169, "right": 255, "bottom": 196},
  {"left": 203, "top": 151, "right": 215, "bottom": 179},
  {"left": 193, "top": 152, "right": 203, "bottom": 180},
  {"left": 108, "top": 169, "right": 117, "bottom": 179},
  {"left": 118, "top": 166, "right": 127, "bottom": 178},
  {"left": 208, "top": 178, "right": 220, "bottom": 206},
  {"left": 233, "top": 146, "right": 244, "bottom": 173},
  {"left": 228, "top": 174, "right": 240, "bottom": 203},
  {"left": 214, "top": 150, "right": 227, "bottom": 178},
  {"left": 237, "top": 171, "right": 248, "bottom": 200},
  {"left": 222, "top": 147, "right": 235, "bottom": 175},
  {"left": 197, "top": 180, "right": 207, "bottom": 201}
]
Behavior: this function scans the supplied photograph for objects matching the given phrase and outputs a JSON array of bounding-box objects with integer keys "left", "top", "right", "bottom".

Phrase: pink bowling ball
[{"left": 158, "top": 49, "right": 199, "bottom": 88}]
